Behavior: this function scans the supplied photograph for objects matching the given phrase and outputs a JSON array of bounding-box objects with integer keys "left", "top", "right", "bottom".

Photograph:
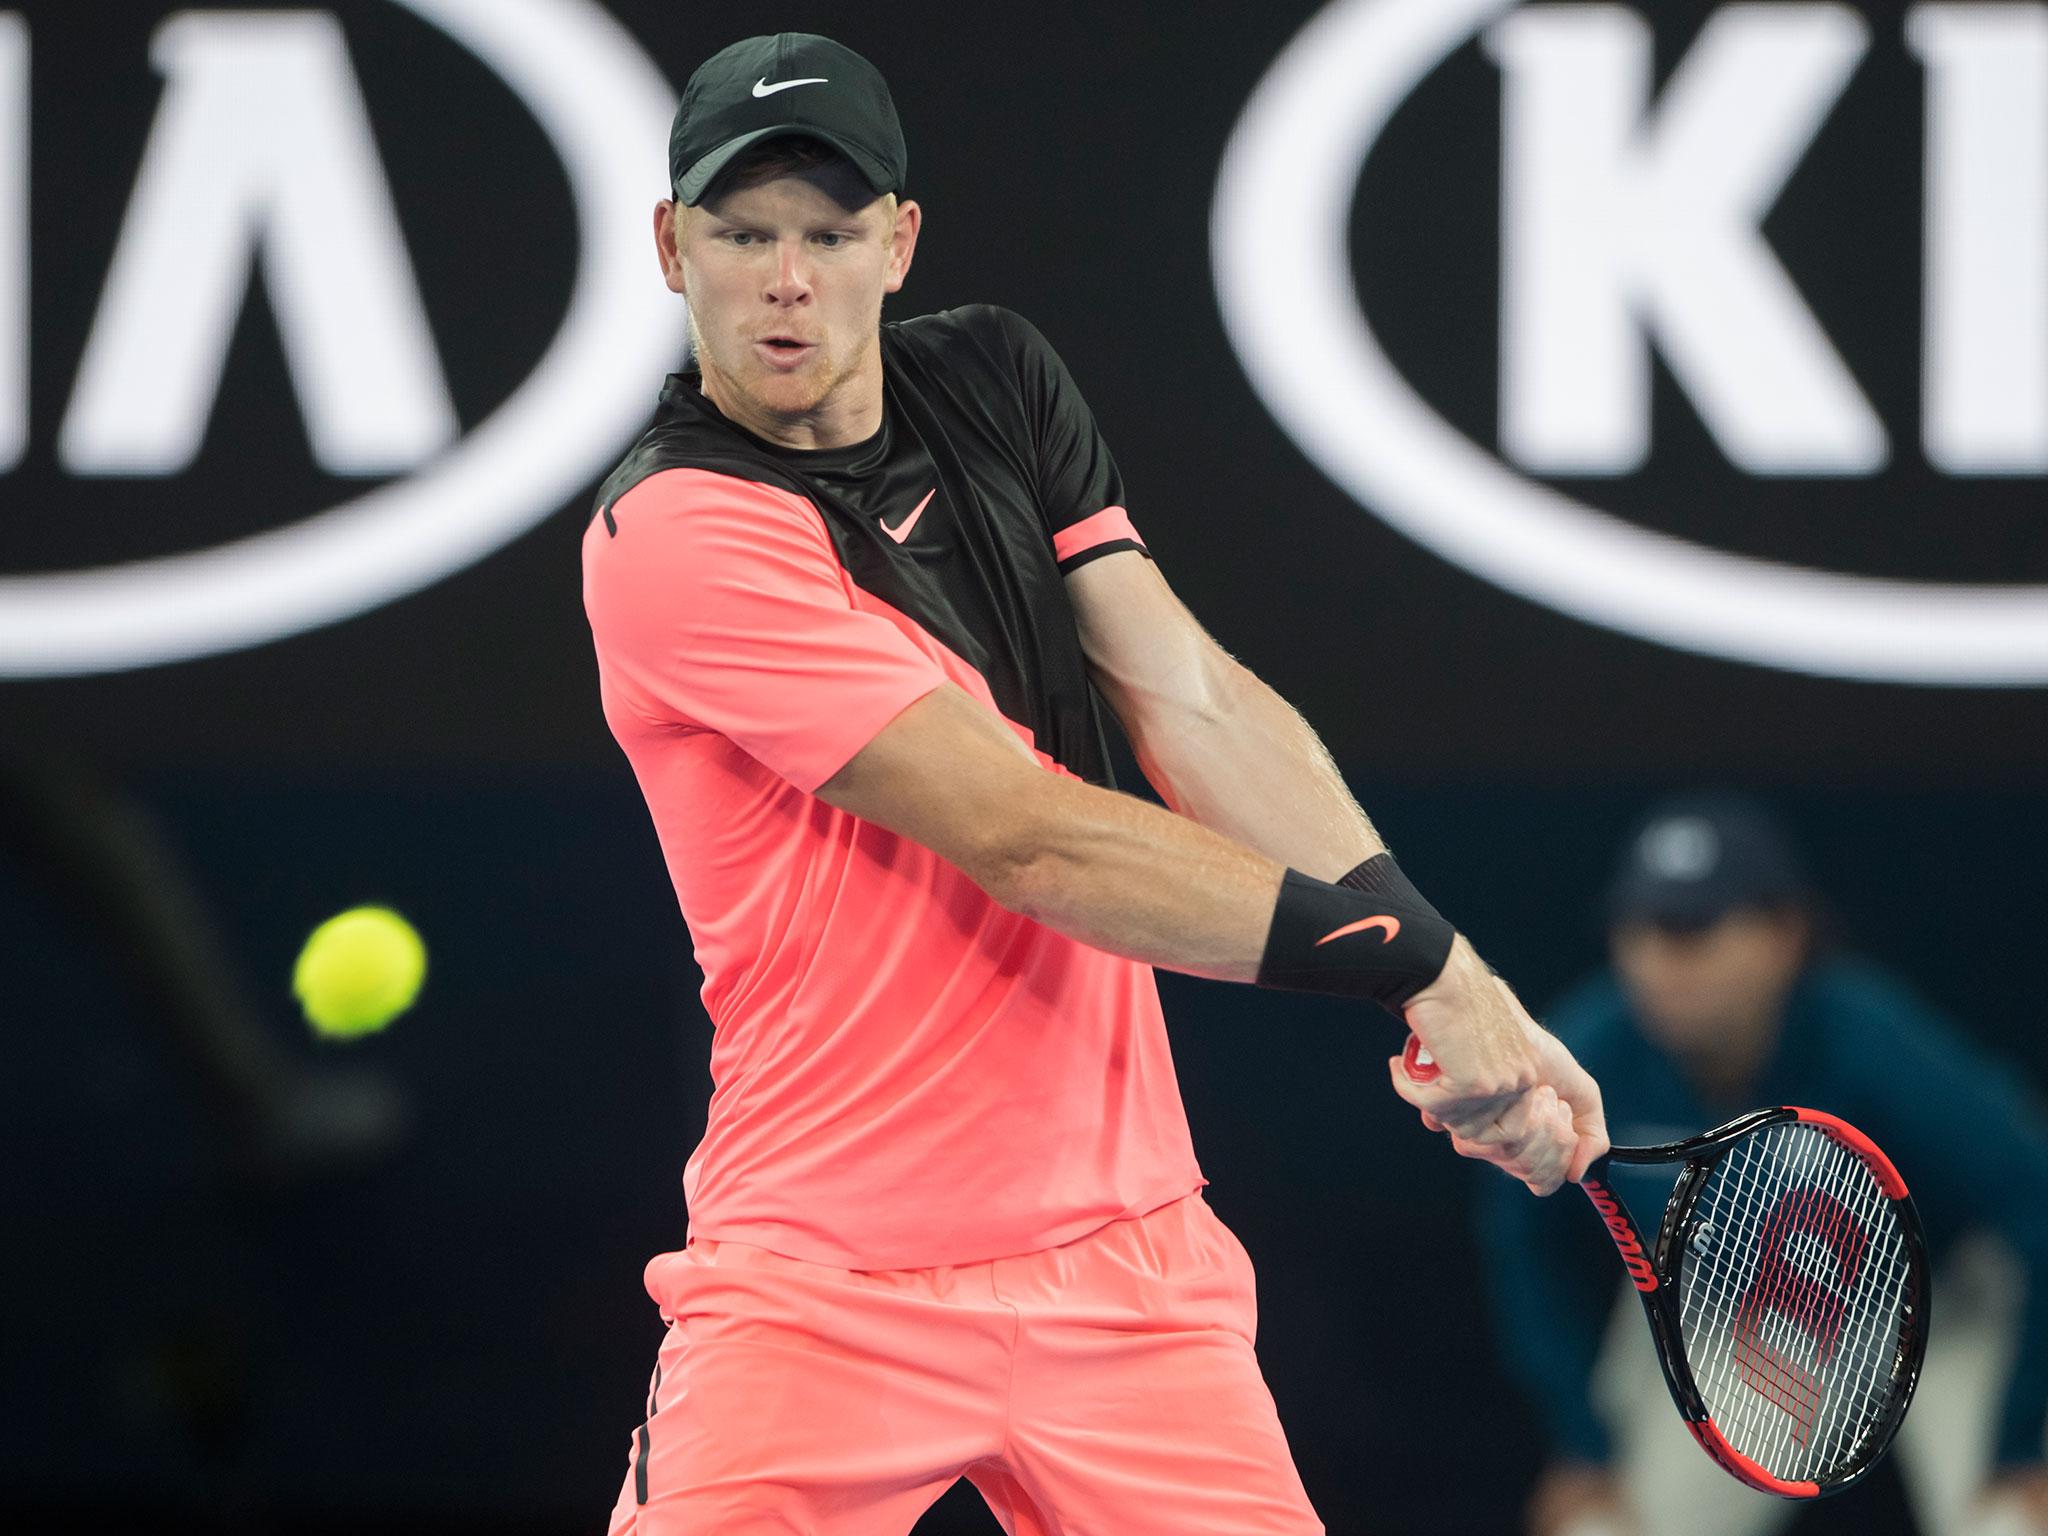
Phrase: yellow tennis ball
[{"left": 293, "top": 906, "right": 426, "bottom": 1038}]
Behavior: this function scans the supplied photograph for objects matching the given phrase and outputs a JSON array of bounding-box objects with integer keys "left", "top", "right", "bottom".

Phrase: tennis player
[{"left": 582, "top": 32, "right": 1609, "bottom": 1534}]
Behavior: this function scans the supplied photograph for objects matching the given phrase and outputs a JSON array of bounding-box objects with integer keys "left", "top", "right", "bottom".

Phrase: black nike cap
[
  {"left": 1605, "top": 795, "right": 1810, "bottom": 931},
  {"left": 669, "top": 33, "right": 906, "bottom": 207}
]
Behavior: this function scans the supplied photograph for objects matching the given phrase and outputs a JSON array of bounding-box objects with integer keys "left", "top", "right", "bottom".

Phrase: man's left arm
[{"left": 1065, "top": 549, "right": 1384, "bottom": 882}]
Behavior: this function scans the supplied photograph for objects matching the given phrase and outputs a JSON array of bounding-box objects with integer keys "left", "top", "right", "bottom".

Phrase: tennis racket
[{"left": 1402, "top": 1034, "right": 1929, "bottom": 1499}]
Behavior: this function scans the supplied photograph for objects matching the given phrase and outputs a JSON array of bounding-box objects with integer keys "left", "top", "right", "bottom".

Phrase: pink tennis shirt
[{"left": 582, "top": 307, "right": 1204, "bottom": 1269}]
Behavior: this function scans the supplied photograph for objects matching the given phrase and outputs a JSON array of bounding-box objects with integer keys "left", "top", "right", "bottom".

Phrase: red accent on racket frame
[
  {"left": 1582, "top": 1179, "right": 1659, "bottom": 1293},
  {"left": 1686, "top": 1419, "right": 1821, "bottom": 1499},
  {"left": 1793, "top": 1107, "right": 1910, "bottom": 1198}
]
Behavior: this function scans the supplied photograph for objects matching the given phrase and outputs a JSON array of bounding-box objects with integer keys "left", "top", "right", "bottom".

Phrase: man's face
[
  {"left": 656, "top": 161, "right": 918, "bottom": 434},
  {"left": 1611, "top": 908, "right": 1810, "bottom": 1063}
]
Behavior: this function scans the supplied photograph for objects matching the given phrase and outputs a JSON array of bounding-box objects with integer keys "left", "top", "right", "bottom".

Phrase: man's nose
[{"left": 766, "top": 240, "right": 812, "bottom": 303}]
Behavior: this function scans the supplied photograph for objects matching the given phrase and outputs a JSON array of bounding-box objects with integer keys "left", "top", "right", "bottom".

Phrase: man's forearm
[
  {"left": 818, "top": 683, "right": 1295, "bottom": 980},
  {"left": 990, "top": 766, "right": 1289, "bottom": 980},
  {"left": 1121, "top": 655, "right": 1384, "bottom": 881},
  {"left": 817, "top": 682, "right": 1403, "bottom": 985},
  {"left": 816, "top": 680, "right": 1455, "bottom": 1003},
  {"left": 991, "top": 761, "right": 1475, "bottom": 1004}
]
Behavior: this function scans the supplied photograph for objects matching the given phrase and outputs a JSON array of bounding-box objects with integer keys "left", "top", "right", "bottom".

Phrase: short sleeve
[
  {"left": 583, "top": 467, "right": 947, "bottom": 793},
  {"left": 990, "top": 308, "right": 1151, "bottom": 575}
]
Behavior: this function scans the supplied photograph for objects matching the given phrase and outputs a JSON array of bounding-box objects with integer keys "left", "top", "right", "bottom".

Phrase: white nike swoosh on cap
[{"left": 752, "top": 76, "right": 828, "bottom": 97}]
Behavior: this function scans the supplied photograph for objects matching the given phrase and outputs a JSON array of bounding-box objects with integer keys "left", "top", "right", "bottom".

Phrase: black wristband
[
  {"left": 1337, "top": 851, "right": 1445, "bottom": 923},
  {"left": 1257, "top": 868, "right": 1457, "bottom": 1013}
]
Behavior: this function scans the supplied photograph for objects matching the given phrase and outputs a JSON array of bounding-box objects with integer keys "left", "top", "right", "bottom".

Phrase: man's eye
[
  {"left": 725, "top": 231, "right": 757, "bottom": 247},
  {"left": 816, "top": 232, "right": 848, "bottom": 248}
]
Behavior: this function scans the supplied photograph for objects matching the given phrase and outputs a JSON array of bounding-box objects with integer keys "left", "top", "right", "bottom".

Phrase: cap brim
[
  {"left": 676, "top": 125, "right": 897, "bottom": 205},
  {"left": 1605, "top": 877, "right": 1738, "bottom": 931}
]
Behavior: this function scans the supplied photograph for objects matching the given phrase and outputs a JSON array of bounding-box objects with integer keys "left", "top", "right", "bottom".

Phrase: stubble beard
[{"left": 695, "top": 320, "right": 849, "bottom": 431}]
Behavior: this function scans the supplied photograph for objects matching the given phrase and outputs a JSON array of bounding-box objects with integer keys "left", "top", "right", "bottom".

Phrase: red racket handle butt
[{"left": 1402, "top": 1033, "right": 1441, "bottom": 1083}]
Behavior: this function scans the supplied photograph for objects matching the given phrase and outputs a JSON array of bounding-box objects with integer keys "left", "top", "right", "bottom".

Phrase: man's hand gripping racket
[
  {"left": 1399, "top": 1026, "right": 1930, "bottom": 1500},
  {"left": 1388, "top": 941, "right": 1610, "bottom": 1195}
]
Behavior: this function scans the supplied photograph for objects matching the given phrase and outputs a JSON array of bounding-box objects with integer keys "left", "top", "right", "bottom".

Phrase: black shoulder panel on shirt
[
  {"left": 587, "top": 308, "right": 1125, "bottom": 789},
  {"left": 591, "top": 403, "right": 808, "bottom": 532}
]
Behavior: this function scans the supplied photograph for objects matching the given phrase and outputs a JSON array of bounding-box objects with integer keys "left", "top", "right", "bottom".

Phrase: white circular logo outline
[
  {"left": 1212, "top": 0, "right": 2048, "bottom": 686},
  {"left": 0, "top": 0, "right": 685, "bottom": 677}
]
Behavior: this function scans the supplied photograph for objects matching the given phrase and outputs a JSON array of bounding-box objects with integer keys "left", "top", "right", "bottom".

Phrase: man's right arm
[{"left": 815, "top": 682, "right": 1607, "bottom": 1195}]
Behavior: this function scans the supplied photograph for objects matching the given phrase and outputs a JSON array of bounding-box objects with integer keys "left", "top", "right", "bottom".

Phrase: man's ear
[
  {"left": 884, "top": 198, "right": 922, "bottom": 294},
  {"left": 653, "top": 199, "right": 687, "bottom": 295}
]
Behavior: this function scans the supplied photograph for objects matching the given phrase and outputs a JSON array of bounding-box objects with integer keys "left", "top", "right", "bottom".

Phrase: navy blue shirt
[{"left": 1480, "top": 957, "right": 2048, "bottom": 1468}]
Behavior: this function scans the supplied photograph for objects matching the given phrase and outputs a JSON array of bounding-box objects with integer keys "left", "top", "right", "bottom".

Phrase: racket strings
[
  {"left": 1676, "top": 1122, "right": 1914, "bottom": 1484},
  {"left": 1684, "top": 1126, "right": 1910, "bottom": 1477},
  {"left": 1706, "top": 1129, "right": 1907, "bottom": 1475}
]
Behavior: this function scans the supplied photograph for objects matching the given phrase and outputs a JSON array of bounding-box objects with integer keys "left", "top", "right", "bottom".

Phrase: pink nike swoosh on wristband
[
  {"left": 881, "top": 488, "right": 936, "bottom": 544},
  {"left": 1315, "top": 915, "right": 1401, "bottom": 945}
]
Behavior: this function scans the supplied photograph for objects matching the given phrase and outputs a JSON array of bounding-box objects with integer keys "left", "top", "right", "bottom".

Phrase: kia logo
[
  {"left": 0, "top": 0, "right": 686, "bottom": 677},
  {"left": 1214, "top": 0, "right": 2048, "bottom": 685}
]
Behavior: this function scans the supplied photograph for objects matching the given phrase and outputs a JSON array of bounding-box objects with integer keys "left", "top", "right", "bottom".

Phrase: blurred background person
[{"left": 1481, "top": 795, "right": 2048, "bottom": 1536}]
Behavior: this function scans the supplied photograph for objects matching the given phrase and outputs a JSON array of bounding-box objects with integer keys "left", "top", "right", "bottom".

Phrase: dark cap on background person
[
  {"left": 1605, "top": 796, "right": 1810, "bottom": 931},
  {"left": 669, "top": 33, "right": 907, "bottom": 206}
]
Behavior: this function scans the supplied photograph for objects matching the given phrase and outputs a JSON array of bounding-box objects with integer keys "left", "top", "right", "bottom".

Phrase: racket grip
[{"left": 1401, "top": 1033, "right": 1441, "bottom": 1083}]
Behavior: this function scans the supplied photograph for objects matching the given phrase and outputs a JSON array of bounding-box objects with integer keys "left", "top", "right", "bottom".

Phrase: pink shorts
[{"left": 606, "top": 1193, "right": 1323, "bottom": 1535}]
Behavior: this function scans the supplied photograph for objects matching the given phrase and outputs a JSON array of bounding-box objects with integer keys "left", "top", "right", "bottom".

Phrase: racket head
[{"left": 1638, "top": 1107, "right": 1930, "bottom": 1499}]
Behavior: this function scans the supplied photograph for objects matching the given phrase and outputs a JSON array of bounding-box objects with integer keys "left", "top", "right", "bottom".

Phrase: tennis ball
[{"left": 292, "top": 906, "right": 426, "bottom": 1038}]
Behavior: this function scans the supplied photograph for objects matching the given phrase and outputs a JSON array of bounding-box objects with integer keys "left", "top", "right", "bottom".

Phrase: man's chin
[
  {"left": 699, "top": 350, "right": 842, "bottom": 431},
  {"left": 741, "top": 367, "right": 829, "bottom": 417}
]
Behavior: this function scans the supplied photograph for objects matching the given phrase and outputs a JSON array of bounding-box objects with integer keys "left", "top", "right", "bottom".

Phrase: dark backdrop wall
[{"left": 4, "top": 2, "right": 2043, "bottom": 1533}]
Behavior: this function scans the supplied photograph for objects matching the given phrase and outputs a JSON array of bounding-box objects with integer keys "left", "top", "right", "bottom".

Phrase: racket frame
[{"left": 1589, "top": 1106, "right": 1931, "bottom": 1499}]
